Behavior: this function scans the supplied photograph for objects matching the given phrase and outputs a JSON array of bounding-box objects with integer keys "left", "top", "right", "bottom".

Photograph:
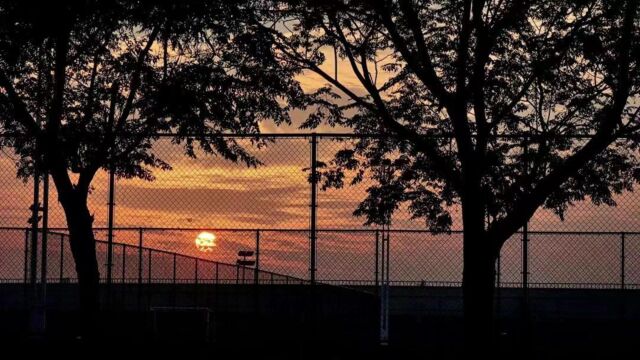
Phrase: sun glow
[{"left": 195, "top": 231, "right": 216, "bottom": 252}]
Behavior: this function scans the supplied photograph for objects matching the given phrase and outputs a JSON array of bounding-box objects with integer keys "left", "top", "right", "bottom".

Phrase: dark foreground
[{"left": 2, "top": 284, "right": 639, "bottom": 359}]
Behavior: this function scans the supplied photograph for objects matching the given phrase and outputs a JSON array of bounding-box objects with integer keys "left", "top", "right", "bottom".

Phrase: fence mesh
[{"left": 1, "top": 134, "right": 640, "bottom": 289}]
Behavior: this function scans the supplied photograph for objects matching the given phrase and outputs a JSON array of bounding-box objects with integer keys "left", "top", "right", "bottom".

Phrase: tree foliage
[
  {"left": 0, "top": 0, "right": 305, "bottom": 186},
  {"left": 0, "top": 0, "right": 310, "bottom": 323},
  {"left": 261, "top": 0, "right": 640, "bottom": 242}
]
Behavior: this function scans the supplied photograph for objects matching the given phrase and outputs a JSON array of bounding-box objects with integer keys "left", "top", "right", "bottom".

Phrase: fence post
[
  {"left": 138, "top": 229, "right": 143, "bottom": 285},
  {"left": 59, "top": 234, "right": 64, "bottom": 283},
  {"left": 255, "top": 230, "right": 260, "bottom": 285},
  {"left": 136, "top": 229, "right": 143, "bottom": 309},
  {"left": 106, "top": 157, "right": 116, "bottom": 291},
  {"left": 23, "top": 229, "right": 29, "bottom": 284},
  {"left": 195, "top": 258, "right": 199, "bottom": 285},
  {"left": 172, "top": 254, "right": 177, "bottom": 306},
  {"left": 236, "top": 264, "right": 240, "bottom": 285},
  {"left": 28, "top": 166, "right": 41, "bottom": 335},
  {"left": 375, "top": 230, "right": 380, "bottom": 289},
  {"left": 522, "top": 225, "right": 529, "bottom": 297},
  {"left": 29, "top": 171, "right": 40, "bottom": 290},
  {"left": 520, "top": 230, "right": 531, "bottom": 348},
  {"left": 309, "top": 133, "right": 318, "bottom": 284},
  {"left": 172, "top": 253, "right": 177, "bottom": 285},
  {"left": 521, "top": 141, "right": 530, "bottom": 299},
  {"left": 194, "top": 258, "right": 199, "bottom": 305},
  {"left": 621, "top": 233, "right": 626, "bottom": 290},
  {"left": 379, "top": 224, "right": 391, "bottom": 345},
  {"left": 40, "top": 171, "right": 49, "bottom": 310},
  {"left": 147, "top": 249, "right": 152, "bottom": 284},
  {"left": 496, "top": 252, "right": 502, "bottom": 288},
  {"left": 496, "top": 251, "right": 502, "bottom": 319},
  {"left": 122, "top": 244, "right": 126, "bottom": 283}
]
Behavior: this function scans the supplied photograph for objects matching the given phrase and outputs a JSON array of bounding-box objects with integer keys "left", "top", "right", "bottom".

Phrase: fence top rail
[
  {"left": 132, "top": 242, "right": 304, "bottom": 282},
  {"left": 91, "top": 237, "right": 306, "bottom": 282},
  {"left": 9, "top": 227, "right": 307, "bottom": 283},
  {"left": 5, "top": 226, "right": 640, "bottom": 236}
]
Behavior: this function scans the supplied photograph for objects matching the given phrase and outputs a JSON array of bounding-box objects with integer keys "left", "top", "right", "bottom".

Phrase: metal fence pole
[
  {"left": 496, "top": 252, "right": 502, "bottom": 288},
  {"left": 236, "top": 264, "right": 240, "bottom": 285},
  {"left": 23, "top": 229, "right": 29, "bottom": 284},
  {"left": 148, "top": 249, "right": 152, "bottom": 284},
  {"left": 242, "top": 265, "right": 246, "bottom": 284},
  {"left": 379, "top": 224, "right": 391, "bottom": 345},
  {"left": 522, "top": 223, "right": 529, "bottom": 297},
  {"left": 195, "top": 258, "right": 199, "bottom": 285},
  {"left": 309, "top": 133, "right": 318, "bottom": 284},
  {"left": 172, "top": 253, "right": 177, "bottom": 285},
  {"left": 255, "top": 230, "right": 260, "bottom": 285},
  {"left": 136, "top": 229, "right": 143, "bottom": 310},
  {"left": 29, "top": 172, "right": 40, "bottom": 290},
  {"left": 59, "top": 234, "right": 64, "bottom": 283},
  {"left": 375, "top": 230, "right": 380, "bottom": 288},
  {"left": 520, "top": 233, "right": 531, "bottom": 335},
  {"left": 122, "top": 244, "right": 126, "bottom": 283},
  {"left": 106, "top": 158, "right": 116, "bottom": 291},
  {"left": 28, "top": 168, "right": 41, "bottom": 335},
  {"left": 194, "top": 258, "right": 199, "bottom": 305},
  {"left": 23, "top": 228, "right": 29, "bottom": 310},
  {"left": 521, "top": 141, "right": 530, "bottom": 297},
  {"left": 138, "top": 229, "right": 143, "bottom": 285},
  {"left": 621, "top": 233, "right": 626, "bottom": 290},
  {"left": 496, "top": 252, "right": 502, "bottom": 318},
  {"left": 39, "top": 171, "right": 49, "bottom": 314}
]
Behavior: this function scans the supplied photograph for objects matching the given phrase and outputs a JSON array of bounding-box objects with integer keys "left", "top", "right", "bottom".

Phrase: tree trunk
[
  {"left": 461, "top": 184, "right": 499, "bottom": 355},
  {"left": 59, "top": 190, "right": 100, "bottom": 338},
  {"left": 462, "top": 232, "right": 497, "bottom": 355}
]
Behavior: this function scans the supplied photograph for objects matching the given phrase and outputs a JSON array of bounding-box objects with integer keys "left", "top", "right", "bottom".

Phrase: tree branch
[
  {"left": 82, "top": 52, "right": 101, "bottom": 126},
  {"left": 488, "top": 0, "right": 638, "bottom": 247},
  {"left": 47, "top": 28, "right": 70, "bottom": 136},
  {"left": 391, "top": 0, "right": 475, "bottom": 169},
  {"left": 373, "top": 0, "right": 452, "bottom": 106},
  {"left": 456, "top": 0, "right": 472, "bottom": 100},
  {"left": 326, "top": 10, "right": 464, "bottom": 191},
  {"left": 0, "top": 71, "right": 40, "bottom": 135},
  {"left": 471, "top": 0, "right": 490, "bottom": 156},
  {"left": 115, "top": 26, "right": 160, "bottom": 131}
]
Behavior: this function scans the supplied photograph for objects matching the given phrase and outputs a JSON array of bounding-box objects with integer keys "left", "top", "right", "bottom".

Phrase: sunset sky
[
  {"left": 1, "top": 54, "right": 640, "bottom": 283},
  {"left": 2, "top": 131, "right": 640, "bottom": 283}
]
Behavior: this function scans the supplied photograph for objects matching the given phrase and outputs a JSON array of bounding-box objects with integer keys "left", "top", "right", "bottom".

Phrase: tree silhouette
[
  {"left": 261, "top": 0, "right": 640, "bottom": 352},
  {"left": 0, "top": 0, "right": 304, "bottom": 335}
]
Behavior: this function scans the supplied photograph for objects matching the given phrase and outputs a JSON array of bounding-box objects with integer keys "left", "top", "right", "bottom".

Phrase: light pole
[{"left": 236, "top": 250, "right": 255, "bottom": 284}]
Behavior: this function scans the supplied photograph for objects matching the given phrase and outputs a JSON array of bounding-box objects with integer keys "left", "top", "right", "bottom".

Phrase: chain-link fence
[{"left": 1, "top": 133, "right": 640, "bottom": 290}]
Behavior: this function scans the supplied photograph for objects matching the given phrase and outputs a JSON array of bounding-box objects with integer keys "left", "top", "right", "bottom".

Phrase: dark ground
[
  {"left": 3, "top": 310, "right": 638, "bottom": 359},
  {"left": 2, "top": 284, "right": 639, "bottom": 359}
]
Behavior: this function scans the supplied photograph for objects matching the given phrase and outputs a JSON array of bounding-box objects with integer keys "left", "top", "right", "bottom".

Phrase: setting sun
[{"left": 195, "top": 231, "right": 216, "bottom": 252}]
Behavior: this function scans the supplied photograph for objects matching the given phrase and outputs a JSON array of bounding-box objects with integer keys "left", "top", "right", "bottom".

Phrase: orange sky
[
  {"left": 1, "top": 56, "right": 640, "bottom": 283},
  {"left": 1, "top": 136, "right": 639, "bottom": 233},
  {"left": 2, "top": 135, "right": 640, "bottom": 283}
]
